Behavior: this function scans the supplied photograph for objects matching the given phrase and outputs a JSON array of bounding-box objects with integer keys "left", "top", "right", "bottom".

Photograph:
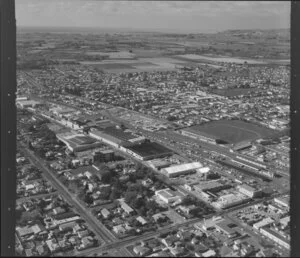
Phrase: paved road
[{"left": 20, "top": 144, "right": 117, "bottom": 245}]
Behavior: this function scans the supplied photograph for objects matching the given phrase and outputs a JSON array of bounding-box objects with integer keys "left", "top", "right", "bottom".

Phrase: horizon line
[{"left": 16, "top": 25, "right": 289, "bottom": 35}]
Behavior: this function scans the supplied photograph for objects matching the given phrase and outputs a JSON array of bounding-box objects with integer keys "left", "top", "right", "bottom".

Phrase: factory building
[
  {"left": 162, "top": 162, "right": 203, "bottom": 178},
  {"left": 274, "top": 196, "right": 290, "bottom": 209},
  {"left": 212, "top": 192, "right": 250, "bottom": 210},
  {"left": 155, "top": 189, "right": 183, "bottom": 204},
  {"left": 17, "top": 100, "right": 44, "bottom": 109},
  {"left": 260, "top": 226, "right": 290, "bottom": 250},
  {"left": 237, "top": 184, "right": 262, "bottom": 198},
  {"left": 56, "top": 132, "right": 102, "bottom": 152},
  {"left": 253, "top": 218, "right": 274, "bottom": 230}
]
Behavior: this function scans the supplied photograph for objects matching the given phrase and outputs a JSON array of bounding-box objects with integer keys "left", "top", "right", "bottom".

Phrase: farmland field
[{"left": 186, "top": 119, "right": 278, "bottom": 144}]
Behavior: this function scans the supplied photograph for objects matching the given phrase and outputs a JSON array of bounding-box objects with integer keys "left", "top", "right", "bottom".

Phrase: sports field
[{"left": 186, "top": 120, "right": 278, "bottom": 144}]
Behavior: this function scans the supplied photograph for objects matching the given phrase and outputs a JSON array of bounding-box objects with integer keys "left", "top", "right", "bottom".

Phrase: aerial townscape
[{"left": 15, "top": 2, "right": 290, "bottom": 258}]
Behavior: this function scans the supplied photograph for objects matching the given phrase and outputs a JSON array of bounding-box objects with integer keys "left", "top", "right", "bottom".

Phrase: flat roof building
[
  {"left": 124, "top": 142, "right": 173, "bottom": 161},
  {"left": 215, "top": 220, "right": 237, "bottom": 238},
  {"left": 17, "top": 100, "right": 43, "bottom": 109},
  {"left": 155, "top": 189, "right": 183, "bottom": 204},
  {"left": 194, "top": 180, "right": 229, "bottom": 193},
  {"left": 212, "top": 192, "right": 250, "bottom": 210},
  {"left": 274, "top": 195, "right": 290, "bottom": 209},
  {"left": 237, "top": 184, "right": 262, "bottom": 198},
  {"left": 260, "top": 226, "right": 290, "bottom": 250},
  {"left": 162, "top": 162, "right": 202, "bottom": 178},
  {"left": 253, "top": 217, "right": 274, "bottom": 230},
  {"left": 57, "top": 132, "right": 102, "bottom": 152},
  {"left": 147, "top": 159, "right": 171, "bottom": 170}
]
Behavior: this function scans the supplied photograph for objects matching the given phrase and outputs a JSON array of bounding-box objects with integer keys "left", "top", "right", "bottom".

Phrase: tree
[
  {"left": 132, "top": 198, "right": 144, "bottom": 209},
  {"left": 138, "top": 206, "right": 147, "bottom": 217},
  {"left": 84, "top": 194, "right": 94, "bottom": 205},
  {"left": 146, "top": 200, "right": 159, "bottom": 212},
  {"left": 109, "top": 188, "right": 120, "bottom": 200},
  {"left": 181, "top": 196, "right": 196, "bottom": 206},
  {"left": 125, "top": 191, "right": 137, "bottom": 204}
]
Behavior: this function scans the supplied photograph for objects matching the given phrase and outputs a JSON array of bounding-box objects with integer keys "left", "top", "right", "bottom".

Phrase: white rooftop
[
  {"left": 163, "top": 162, "right": 202, "bottom": 174},
  {"left": 197, "top": 167, "right": 210, "bottom": 173}
]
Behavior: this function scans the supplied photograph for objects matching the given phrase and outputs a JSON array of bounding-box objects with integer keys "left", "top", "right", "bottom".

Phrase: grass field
[
  {"left": 211, "top": 88, "right": 259, "bottom": 97},
  {"left": 187, "top": 119, "right": 278, "bottom": 144}
]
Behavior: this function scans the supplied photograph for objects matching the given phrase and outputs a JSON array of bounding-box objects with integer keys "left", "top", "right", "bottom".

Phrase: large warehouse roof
[{"left": 163, "top": 162, "right": 202, "bottom": 175}]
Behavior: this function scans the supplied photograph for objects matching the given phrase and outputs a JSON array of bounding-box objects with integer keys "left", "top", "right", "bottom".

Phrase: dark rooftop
[{"left": 126, "top": 141, "right": 173, "bottom": 158}]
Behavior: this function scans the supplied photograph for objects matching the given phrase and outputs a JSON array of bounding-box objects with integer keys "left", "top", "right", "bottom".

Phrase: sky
[{"left": 16, "top": 1, "right": 290, "bottom": 33}]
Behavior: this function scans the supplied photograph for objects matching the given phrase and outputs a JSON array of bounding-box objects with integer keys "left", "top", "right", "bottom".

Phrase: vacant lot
[{"left": 187, "top": 120, "right": 278, "bottom": 144}]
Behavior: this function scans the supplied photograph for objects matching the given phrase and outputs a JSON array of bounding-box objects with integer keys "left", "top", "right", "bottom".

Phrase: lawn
[{"left": 187, "top": 120, "right": 278, "bottom": 144}]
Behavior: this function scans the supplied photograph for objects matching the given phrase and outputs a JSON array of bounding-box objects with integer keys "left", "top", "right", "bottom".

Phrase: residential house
[
  {"left": 77, "top": 229, "right": 89, "bottom": 238},
  {"left": 113, "top": 225, "right": 126, "bottom": 235},
  {"left": 45, "top": 239, "right": 61, "bottom": 253},
  {"left": 136, "top": 216, "right": 147, "bottom": 225},
  {"left": 101, "top": 208, "right": 111, "bottom": 219},
  {"left": 133, "top": 245, "right": 151, "bottom": 256}
]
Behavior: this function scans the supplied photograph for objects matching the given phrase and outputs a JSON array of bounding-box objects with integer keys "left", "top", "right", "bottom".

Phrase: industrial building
[
  {"left": 124, "top": 141, "right": 173, "bottom": 161},
  {"left": 193, "top": 180, "right": 230, "bottom": 193},
  {"left": 237, "top": 184, "right": 262, "bottom": 198},
  {"left": 196, "top": 167, "right": 211, "bottom": 179},
  {"left": 212, "top": 192, "right": 250, "bottom": 210},
  {"left": 147, "top": 159, "right": 171, "bottom": 170},
  {"left": 274, "top": 195, "right": 290, "bottom": 209},
  {"left": 89, "top": 127, "right": 145, "bottom": 149},
  {"left": 215, "top": 220, "right": 237, "bottom": 238},
  {"left": 162, "top": 162, "right": 203, "bottom": 178},
  {"left": 16, "top": 96, "right": 28, "bottom": 101},
  {"left": 17, "top": 100, "right": 44, "bottom": 109},
  {"left": 49, "top": 106, "right": 77, "bottom": 118},
  {"left": 260, "top": 226, "right": 290, "bottom": 250},
  {"left": 155, "top": 189, "right": 183, "bottom": 204},
  {"left": 180, "top": 129, "right": 216, "bottom": 144},
  {"left": 56, "top": 132, "right": 102, "bottom": 152},
  {"left": 253, "top": 217, "right": 274, "bottom": 230},
  {"left": 217, "top": 158, "right": 274, "bottom": 180}
]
